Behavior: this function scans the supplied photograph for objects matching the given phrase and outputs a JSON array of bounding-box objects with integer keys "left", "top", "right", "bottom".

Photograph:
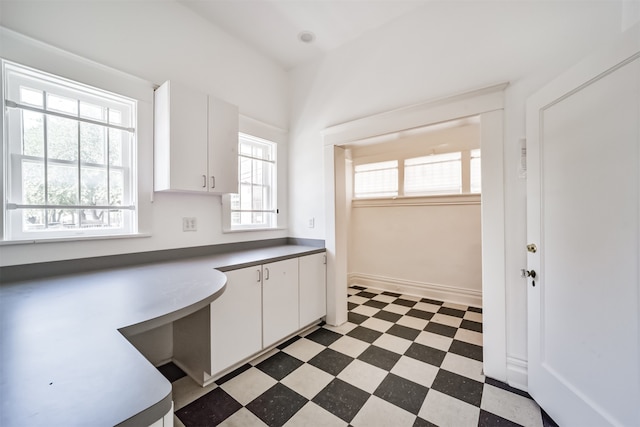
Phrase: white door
[{"left": 526, "top": 25, "right": 639, "bottom": 426}]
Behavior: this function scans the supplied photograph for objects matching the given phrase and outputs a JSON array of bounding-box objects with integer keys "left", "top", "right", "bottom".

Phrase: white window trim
[{"left": 2, "top": 59, "right": 140, "bottom": 241}]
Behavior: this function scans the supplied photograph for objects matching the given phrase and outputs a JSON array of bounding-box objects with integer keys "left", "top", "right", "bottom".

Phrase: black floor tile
[
  {"left": 357, "top": 345, "right": 401, "bottom": 371},
  {"left": 406, "top": 308, "right": 434, "bottom": 320},
  {"left": 449, "top": 340, "right": 483, "bottom": 362},
  {"left": 542, "top": 408, "right": 560, "bottom": 427},
  {"left": 176, "top": 388, "right": 241, "bottom": 426},
  {"left": 387, "top": 324, "right": 421, "bottom": 341},
  {"left": 468, "top": 306, "right": 482, "bottom": 313},
  {"left": 373, "top": 310, "right": 403, "bottom": 323},
  {"left": 215, "top": 363, "right": 251, "bottom": 385},
  {"left": 157, "top": 362, "right": 186, "bottom": 383},
  {"left": 392, "top": 298, "right": 417, "bottom": 307},
  {"left": 431, "top": 369, "right": 484, "bottom": 407},
  {"left": 414, "top": 417, "right": 439, "bottom": 427},
  {"left": 308, "top": 348, "right": 354, "bottom": 376},
  {"left": 348, "top": 302, "right": 358, "bottom": 310},
  {"left": 277, "top": 335, "right": 301, "bottom": 350},
  {"left": 347, "top": 326, "right": 383, "bottom": 343},
  {"left": 312, "top": 378, "right": 371, "bottom": 423},
  {"left": 305, "top": 327, "right": 343, "bottom": 346},
  {"left": 246, "top": 383, "right": 308, "bottom": 427},
  {"left": 424, "top": 321, "right": 457, "bottom": 338},
  {"left": 364, "top": 299, "right": 388, "bottom": 309},
  {"left": 374, "top": 373, "right": 429, "bottom": 414},
  {"left": 256, "top": 351, "right": 304, "bottom": 380},
  {"left": 351, "top": 285, "right": 367, "bottom": 291},
  {"left": 421, "top": 298, "right": 444, "bottom": 306},
  {"left": 348, "top": 312, "right": 369, "bottom": 325},
  {"left": 438, "top": 306, "right": 466, "bottom": 318},
  {"left": 405, "top": 342, "right": 447, "bottom": 367},
  {"left": 485, "top": 378, "right": 532, "bottom": 399},
  {"left": 460, "top": 319, "right": 483, "bottom": 332},
  {"left": 356, "top": 291, "right": 377, "bottom": 299},
  {"left": 382, "top": 291, "right": 402, "bottom": 297},
  {"left": 478, "top": 409, "right": 523, "bottom": 427}
]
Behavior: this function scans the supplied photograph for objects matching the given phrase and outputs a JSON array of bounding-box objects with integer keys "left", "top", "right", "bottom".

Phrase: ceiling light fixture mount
[{"left": 298, "top": 31, "right": 315, "bottom": 43}]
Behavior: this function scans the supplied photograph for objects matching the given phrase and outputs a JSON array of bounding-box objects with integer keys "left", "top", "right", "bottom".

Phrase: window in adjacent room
[
  {"left": 353, "top": 160, "right": 398, "bottom": 198},
  {"left": 227, "top": 133, "right": 277, "bottom": 230},
  {"left": 404, "top": 152, "right": 462, "bottom": 195},
  {"left": 2, "top": 60, "right": 137, "bottom": 240},
  {"left": 470, "top": 148, "right": 481, "bottom": 193}
]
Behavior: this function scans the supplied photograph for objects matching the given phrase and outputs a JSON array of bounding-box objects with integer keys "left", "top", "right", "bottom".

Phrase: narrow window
[
  {"left": 229, "top": 133, "right": 277, "bottom": 229},
  {"left": 404, "top": 152, "right": 462, "bottom": 195},
  {"left": 2, "top": 60, "right": 137, "bottom": 240},
  {"left": 470, "top": 149, "right": 481, "bottom": 193}
]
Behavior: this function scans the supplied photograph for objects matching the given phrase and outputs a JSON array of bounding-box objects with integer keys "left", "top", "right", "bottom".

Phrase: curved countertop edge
[{"left": 0, "top": 244, "right": 325, "bottom": 427}]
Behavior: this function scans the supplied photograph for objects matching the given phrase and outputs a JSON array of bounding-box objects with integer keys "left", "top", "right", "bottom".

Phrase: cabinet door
[
  {"left": 210, "top": 266, "right": 262, "bottom": 375},
  {"left": 207, "top": 97, "right": 238, "bottom": 194},
  {"left": 154, "top": 81, "right": 208, "bottom": 192},
  {"left": 299, "top": 253, "right": 327, "bottom": 327},
  {"left": 262, "top": 258, "right": 299, "bottom": 347}
]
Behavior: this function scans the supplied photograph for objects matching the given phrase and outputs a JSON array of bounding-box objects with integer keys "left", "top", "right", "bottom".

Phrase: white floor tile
[
  {"left": 173, "top": 414, "right": 186, "bottom": 427},
  {"left": 431, "top": 313, "right": 463, "bottom": 328},
  {"left": 348, "top": 295, "right": 368, "bottom": 305},
  {"left": 400, "top": 294, "right": 422, "bottom": 302},
  {"left": 415, "top": 331, "right": 453, "bottom": 351},
  {"left": 363, "top": 288, "right": 383, "bottom": 294},
  {"left": 337, "top": 359, "right": 387, "bottom": 393},
  {"left": 360, "top": 317, "right": 394, "bottom": 333},
  {"left": 396, "top": 315, "right": 429, "bottom": 330},
  {"left": 372, "top": 334, "right": 413, "bottom": 354},
  {"left": 481, "top": 385, "right": 543, "bottom": 427},
  {"left": 440, "top": 352, "right": 485, "bottom": 383},
  {"left": 282, "top": 338, "right": 325, "bottom": 362},
  {"left": 284, "top": 402, "right": 348, "bottom": 427},
  {"left": 454, "top": 328, "right": 483, "bottom": 347},
  {"left": 329, "top": 335, "right": 370, "bottom": 358},
  {"left": 250, "top": 348, "right": 279, "bottom": 365},
  {"left": 324, "top": 321, "right": 358, "bottom": 335},
  {"left": 442, "top": 302, "right": 468, "bottom": 311},
  {"left": 464, "top": 311, "right": 483, "bottom": 322},
  {"left": 372, "top": 294, "right": 397, "bottom": 303},
  {"left": 383, "top": 304, "right": 411, "bottom": 315},
  {"left": 281, "top": 364, "right": 334, "bottom": 400},
  {"left": 351, "top": 395, "right": 416, "bottom": 427},
  {"left": 419, "top": 389, "right": 480, "bottom": 427},
  {"left": 391, "top": 355, "right": 439, "bottom": 388},
  {"left": 413, "top": 301, "right": 441, "bottom": 313},
  {"left": 220, "top": 367, "right": 277, "bottom": 405},
  {"left": 351, "top": 305, "right": 380, "bottom": 317},
  {"left": 218, "top": 407, "right": 268, "bottom": 427}
]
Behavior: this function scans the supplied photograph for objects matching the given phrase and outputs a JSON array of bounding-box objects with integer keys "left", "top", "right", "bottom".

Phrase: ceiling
[{"left": 177, "top": 0, "right": 429, "bottom": 70}]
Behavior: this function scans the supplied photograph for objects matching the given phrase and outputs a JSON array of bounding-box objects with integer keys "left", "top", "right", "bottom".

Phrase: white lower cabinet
[
  {"left": 299, "top": 253, "right": 327, "bottom": 327},
  {"left": 210, "top": 266, "right": 262, "bottom": 375},
  {"left": 263, "top": 258, "right": 299, "bottom": 347},
  {"left": 209, "top": 253, "right": 325, "bottom": 378}
]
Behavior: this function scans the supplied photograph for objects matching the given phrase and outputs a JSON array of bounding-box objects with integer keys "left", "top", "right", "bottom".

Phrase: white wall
[
  {"left": 0, "top": 0, "right": 289, "bottom": 266},
  {"left": 288, "top": 0, "right": 625, "bottom": 386}
]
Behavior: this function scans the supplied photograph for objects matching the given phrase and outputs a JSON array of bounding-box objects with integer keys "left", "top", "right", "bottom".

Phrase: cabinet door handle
[
  {"left": 257, "top": 269, "right": 261, "bottom": 282},
  {"left": 210, "top": 176, "right": 215, "bottom": 189},
  {"left": 264, "top": 267, "right": 270, "bottom": 280},
  {"left": 202, "top": 175, "right": 207, "bottom": 188}
]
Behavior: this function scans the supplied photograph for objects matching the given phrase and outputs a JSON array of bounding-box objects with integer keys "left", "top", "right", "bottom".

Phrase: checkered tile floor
[{"left": 161, "top": 286, "right": 552, "bottom": 427}]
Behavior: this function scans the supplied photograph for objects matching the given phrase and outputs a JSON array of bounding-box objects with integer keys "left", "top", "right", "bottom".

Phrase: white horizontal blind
[
  {"left": 404, "top": 152, "right": 461, "bottom": 195},
  {"left": 354, "top": 160, "right": 398, "bottom": 198},
  {"left": 470, "top": 149, "right": 481, "bottom": 193}
]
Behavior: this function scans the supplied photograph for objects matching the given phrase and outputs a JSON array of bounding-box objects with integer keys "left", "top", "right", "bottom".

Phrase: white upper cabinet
[{"left": 154, "top": 80, "right": 238, "bottom": 194}]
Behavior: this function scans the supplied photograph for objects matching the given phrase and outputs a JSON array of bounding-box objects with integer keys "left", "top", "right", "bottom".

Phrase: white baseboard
[
  {"left": 506, "top": 356, "right": 529, "bottom": 392},
  {"left": 348, "top": 272, "right": 482, "bottom": 308}
]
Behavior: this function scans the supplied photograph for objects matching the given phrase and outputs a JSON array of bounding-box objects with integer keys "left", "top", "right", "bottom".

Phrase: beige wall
[{"left": 347, "top": 122, "right": 482, "bottom": 306}]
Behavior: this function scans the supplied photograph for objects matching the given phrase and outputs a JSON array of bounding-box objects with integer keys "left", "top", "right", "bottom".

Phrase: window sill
[
  {"left": 352, "top": 193, "right": 481, "bottom": 208},
  {"left": 222, "top": 226, "right": 287, "bottom": 234},
  {"left": 0, "top": 232, "right": 152, "bottom": 246}
]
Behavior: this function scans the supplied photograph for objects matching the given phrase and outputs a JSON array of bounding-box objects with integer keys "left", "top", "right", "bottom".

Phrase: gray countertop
[{"left": 0, "top": 244, "right": 324, "bottom": 427}]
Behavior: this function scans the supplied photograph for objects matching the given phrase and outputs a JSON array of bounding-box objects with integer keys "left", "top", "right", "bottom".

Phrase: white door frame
[{"left": 322, "top": 82, "right": 510, "bottom": 381}]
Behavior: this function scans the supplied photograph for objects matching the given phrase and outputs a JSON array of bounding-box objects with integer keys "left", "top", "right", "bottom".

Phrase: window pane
[
  {"left": 354, "top": 161, "right": 398, "bottom": 198},
  {"left": 109, "top": 109, "right": 122, "bottom": 125},
  {"left": 80, "top": 208, "right": 109, "bottom": 228},
  {"left": 109, "top": 170, "right": 124, "bottom": 205},
  {"left": 47, "top": 163, "right": 78, "bottom": 205},
  {"left": 22, "top": 160, "right": 45, "bottom": 204},
  {"left": 47, "top": 116, "right": 78, "bottom": 161},
  {"left": 23, "top": 209, "right": 45, "bottom": 231},
  {"left": 404, "top": 153, "right": 462, "bottom": 195},
  {"left": 47, "top": 93, "right": 77, "bottom": 115},
  {"left": 81, "top": 167, "right": 108, "bottom": 205},
  {"left": 22, "top": 111, "right": 44, "bottom": 157},
  {"left": 80, "top": 122, "right": 106, "bottom": 164},
  {"left": 109, "top": 128, "right": 124, "bottom": 166},
  {"left": 80, "top": 101, "right": 105, "bottom": 121},
  {"left": 470, "top": 149, "right": 481, "bottom": 193},
  {"left": 20, "top": 87, "right": 43, "bottom": 107}
]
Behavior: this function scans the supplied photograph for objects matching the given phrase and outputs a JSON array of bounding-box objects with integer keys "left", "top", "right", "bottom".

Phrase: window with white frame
[
  {"left": 2, "top": 60, "right": 137, "bottom": 240},
  {"left": 228, "top": 133, "right": 277, "bottom": 230},
  {"left": 353, "top": 160, "right": 398, "bottom": 198},
  {"left": 353, "top": 149, "right": 480, "bottom": 199}
]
